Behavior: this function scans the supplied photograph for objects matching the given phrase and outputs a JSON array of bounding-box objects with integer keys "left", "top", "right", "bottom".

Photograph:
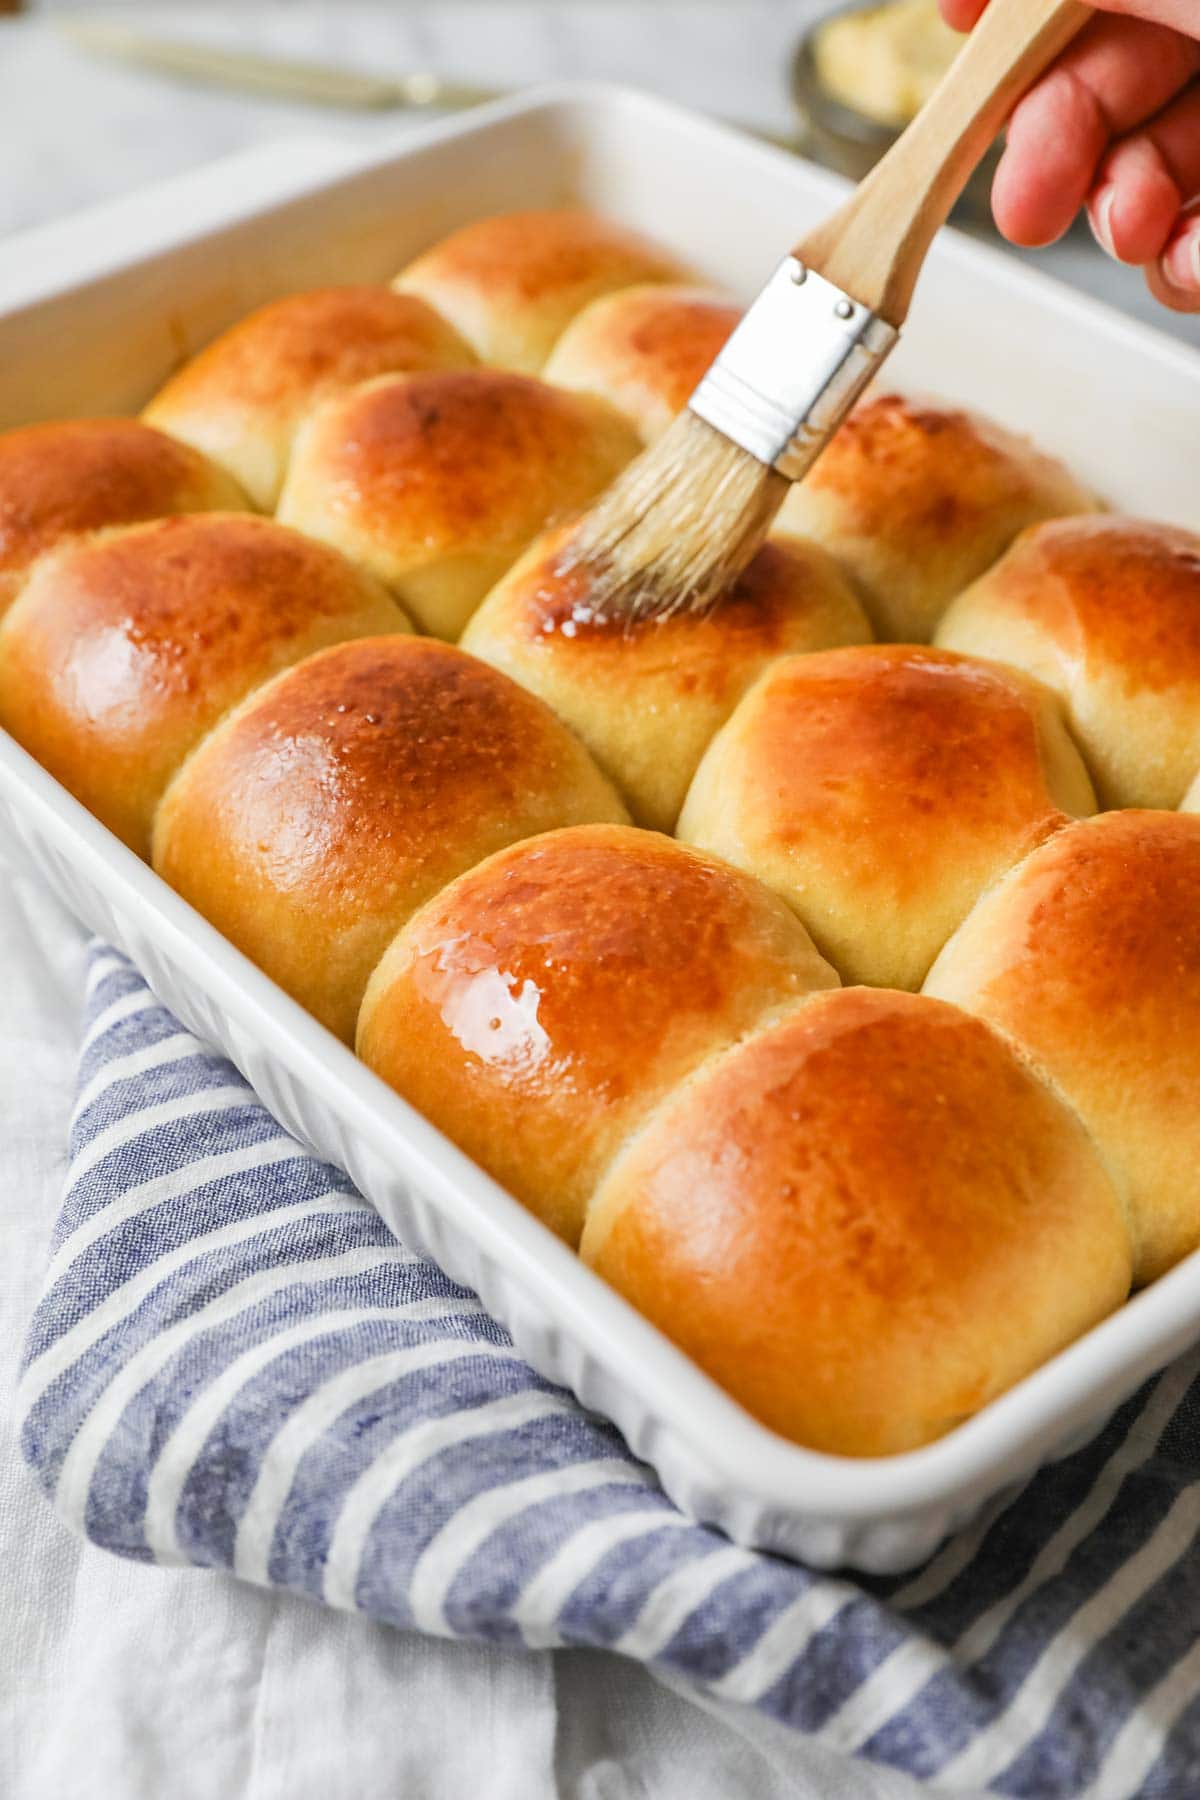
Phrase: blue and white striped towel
[{"left": 19, "top": 943, "right": 1200, "bottom": 1798}]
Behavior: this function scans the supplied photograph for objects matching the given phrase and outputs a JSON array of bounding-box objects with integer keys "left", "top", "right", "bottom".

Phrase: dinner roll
[
  {"left": 677, "top": 645, "right": 1095, "bottom": 990},
  {"left": 462, "top": 523, "right": 871, "bottom": 830},
  {"left": 936, "top": 517, "right": 1200, "bottom": 810},
  {"left": 358, "top": 824, "right": 837, "bottom": 1245},
  {"left": 0, "top": 417, "right": 245, "bottom": 618},
  {"left": 0, "top": 514, "right": 408, "bottom": 857},
  {"left": 581, "top": 987, "right": 1130, "bottom": 1457},
  {"left": 277, "top": 370, "right": 639, "bottom": 639},
  {"left": 393, "top": 209, "right": 687, "bottom": 373},
  {"left": 153, "top": 637, "right": 627, "bottom": 1042},
  {"left": 925, "top": 809, "right": 1200, "bottom": 1286},
  {"left": 774, "top": 393, "right": 1097, "bottom": 642},
  {"left": 542, "top": 284, "right": 741, "bottom": 441},
  {"left": 143, "top": 287, "right": 475, "bottom": 509}
]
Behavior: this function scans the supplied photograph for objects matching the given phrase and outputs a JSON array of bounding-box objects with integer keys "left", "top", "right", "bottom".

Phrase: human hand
[{"left": 940, "top": 1, "right": 1200, "bottom": 311}]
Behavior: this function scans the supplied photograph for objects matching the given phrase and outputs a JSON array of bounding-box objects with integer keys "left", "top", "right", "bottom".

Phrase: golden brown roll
[
  {"left": 461, "top": 523, "right": 871, "bottom": 831},
  {"left": 358, "top": 824, "right": 837, "bottom": 1244},
  {"left": 936, "top": 516, "right": 1200, "bottom": 810},
  {"left": 925, "top": 809, "right": 1200, "bottom": 1286},
  {"left": 143, "top": 287, "right": 475, "bottom": 510},
  {"left": 542, "top": 284, "right": 741, "bottom": 442},
  {"left": 0, "top": 514, "right": 408, "bottom": 857},
  {"left": 581, "top": 987, "right": 1130, "bottom": 1457},
  {"left": 276, "top": 370, "right": 640, "bottom": 639},
  {"left": 677, "top": 644, "right": 1095, "bottom": 990},
  {"left": 774, "top": 393, "right": 1097, "bottom": 642},
  {"left": 152, "top": 637, "right": 628, "bottom": 1042},
  {"left": 393, "top": 209, "right": 687, "bottom": 373},
  {"left": 0, "top": 417, "right": 246, "bottom": 619}
]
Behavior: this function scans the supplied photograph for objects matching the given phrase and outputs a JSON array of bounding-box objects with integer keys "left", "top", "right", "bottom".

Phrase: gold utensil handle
[{"left": 796, "top": 0, "right": 1092, "bottom": 324}]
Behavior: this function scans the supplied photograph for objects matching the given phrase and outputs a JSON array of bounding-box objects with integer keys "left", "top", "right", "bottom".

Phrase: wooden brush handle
[{"left": 796, "top": 0, "right": 1091, "bottom": 325}]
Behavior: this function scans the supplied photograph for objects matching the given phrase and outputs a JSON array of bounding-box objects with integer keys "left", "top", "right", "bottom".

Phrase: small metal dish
[{"left": 790, "top": 0, "right": 1001, "bottom": 224}]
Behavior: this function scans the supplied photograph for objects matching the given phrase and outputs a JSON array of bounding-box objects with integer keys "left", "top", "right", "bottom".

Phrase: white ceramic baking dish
[{"left": 3, "top": 85, "right": 1199, "bottom": 1575}]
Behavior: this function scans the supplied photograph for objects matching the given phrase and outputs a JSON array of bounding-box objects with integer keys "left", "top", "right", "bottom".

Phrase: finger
[
  {"left": 1146, "top": 211, "right": 1200, "bottom": 310},
  {"left": 941, "top": 1, "right": 1200, "bottom": 34},
  {"left": 991, "top": 14, "right": 1200, "bottom": 245},
  {"left": 939, "top": 0, "right": 987, "bottom": 27},
  {"left": 1089, "top": 81, "right": 1200, "bottom": 264},
  {"left": 1094, "top": 1, "right": 1200, "bottom": 32}
]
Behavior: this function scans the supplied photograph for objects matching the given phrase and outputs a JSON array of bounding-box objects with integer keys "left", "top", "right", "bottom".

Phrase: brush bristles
[{"left": 557, "top": 411, "right": 789, "bottom": 623}]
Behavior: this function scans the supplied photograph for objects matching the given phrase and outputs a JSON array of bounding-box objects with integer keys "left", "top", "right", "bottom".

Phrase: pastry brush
[{"left": 565, "top": 0, "right": 1092, "bottom": 621}]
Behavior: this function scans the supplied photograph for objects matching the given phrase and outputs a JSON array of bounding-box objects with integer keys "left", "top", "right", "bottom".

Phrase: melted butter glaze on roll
[
  {"left": 542, "top": 284, "right": 742, "bottom": 442},
  {"left": 358, "top": 824, "right": 837, "bottom": 1244},
  {"left": 0, "top": 513, "right": 409, "bottom": 856},
  {"left": 677, "top": 644, "right": 1095, "bottom": 991},
  {"left": 394, "top": 209, "right": 688, "bottom": 373},
  {"left": 926, "top": 809, "right": 1200, "bottom": 1285},
  {"left": 277, "top": 369, "right": 639, "bottom": 639},
  {"left": 582, "top": 987, "right": 1130, "bottom": 1457},
  {"left": 0, "top": 417, "right": 246, "bottom": 618},
  {"left": 152, "top": 637, "right": 627, "bottom": 1042},
  {"left": 463, "top": 522, "right": 871, "bottom": 831},
  {"left": 937, "top": 516, "right": 1200, "bottom": 809},
  {"left": 774, "top": 393, "right": 1097, "bottom": 642},
  {"left": 143, "top": 286, "right": 475, "bottom": 509}
]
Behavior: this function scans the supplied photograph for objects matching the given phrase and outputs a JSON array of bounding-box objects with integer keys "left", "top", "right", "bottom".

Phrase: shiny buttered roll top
[
  {"left": 276, "top": 369, "right": 640, "bottom": 640},
  {"left": 357, "top": 824, "right": 838, "bottom": 1245},
  {"left": 0, "top": 417, "right": 247, "bottom": 618},
  {"left": 542, "top": 284, "right": 743, "bottom": 443},
  {"left": 581, "top": 988, "right": 1131, "bottom": 1458},
  {"left": 0, "top": 514, "right": 410, "bottom": 857},
  {"left": 774, "top": 393, "right": 1098, "bottom": 643},
  {"left": 461, "top": 521, "right": 872, "bottom": 832},
  {"left": 677, "top": 644, "right": 1096, "bottom": 991},
  {"left": 937, "top": 516, "right": 1200, "bottom": 810},
  {"left": 926, "top": 809, "right": 1200, "bottom": 1286},
  {"left": 151, "top": 636, "right": 628, "bottom": 1044},
  {"left": 142, "top": 286, "right": 476, "bottom": 510},
  {"left": 393, "top": 208, "right": 689, "bottom": 373}
]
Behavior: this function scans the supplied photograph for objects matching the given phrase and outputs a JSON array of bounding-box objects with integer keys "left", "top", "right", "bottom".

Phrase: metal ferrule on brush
[{"left": 688, "top": 257, "right": 899, "bottom": 480}]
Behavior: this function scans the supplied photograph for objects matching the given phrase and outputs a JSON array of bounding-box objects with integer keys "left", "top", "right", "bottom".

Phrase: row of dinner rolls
[
  {"left": 4, "top": 206, "right": 1200, "bottom": 1461},
  {"left": 134, "top": 207, "right": 1103, "bottom": 642},
  {"left": 357, "top": 827, "right": 1134, "bottom": 1457},
  {"left": 1, "top": 544, "right": 1101, "bottom": 1007},
  {"left": 4, "top": 422, "right": 1196, "bottom": 877},
  {"left": 358, "top": 803, "right": 1200, "bottom": 1448},
  {"left": 0, "top": 208, "right": 1142, "bottom": 681}
]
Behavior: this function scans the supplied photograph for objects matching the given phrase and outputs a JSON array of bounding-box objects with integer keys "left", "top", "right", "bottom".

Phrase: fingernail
[
  {"left": 1163, "top": 227, "right": 1200, "bottom": 295},
  {"left": 1090, "top": 186, "right": 1118, "bottom": 260}
]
